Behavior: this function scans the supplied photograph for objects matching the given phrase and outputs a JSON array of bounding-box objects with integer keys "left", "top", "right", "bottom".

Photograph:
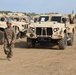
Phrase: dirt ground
[{"left": 0, "top": 30, "right": 76, "bottom": 75}]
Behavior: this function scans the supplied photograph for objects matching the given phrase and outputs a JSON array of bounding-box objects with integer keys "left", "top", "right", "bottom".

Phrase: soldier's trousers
[{"left": 4, "top": 42, "right": 14, "bottom": 57}]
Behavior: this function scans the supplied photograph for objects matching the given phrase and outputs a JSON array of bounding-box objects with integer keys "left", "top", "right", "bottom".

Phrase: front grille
[
  {"left": 36, "top": 28, "right": 41, "bottom": 35},
  {"left": 43, "top": 29, "right": 46, "bottom": 35},
  {"left": 36, "top": 27, "right": 52, "bottom": 36},
  {"left": 23, "top": 24, "right": 28, "bottom": 29},
  {"left": 47, "top": 28, "right": 52, "bottom": 35}
]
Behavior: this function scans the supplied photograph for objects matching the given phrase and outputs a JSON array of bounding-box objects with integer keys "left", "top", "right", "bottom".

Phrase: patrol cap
[{"left": 6, "top": 20, "right": 12, "bottom": 25}]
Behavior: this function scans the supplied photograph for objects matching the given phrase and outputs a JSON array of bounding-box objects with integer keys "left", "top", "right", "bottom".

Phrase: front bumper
[{"left": 26, "top": 33, "right": 64, "bottom": 39}]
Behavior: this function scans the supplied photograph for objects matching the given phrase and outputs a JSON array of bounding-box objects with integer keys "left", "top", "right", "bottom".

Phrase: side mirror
[
  {"left": 70, "top": 18, "right": 74, "bottom": 24},
  {"left": 62, "top": 18, "right": 66, "bottom": 23}
]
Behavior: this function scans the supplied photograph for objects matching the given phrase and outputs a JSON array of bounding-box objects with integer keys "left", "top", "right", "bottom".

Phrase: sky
[{"left": 0, "top": 0, "right": 76, "bottom": 14}]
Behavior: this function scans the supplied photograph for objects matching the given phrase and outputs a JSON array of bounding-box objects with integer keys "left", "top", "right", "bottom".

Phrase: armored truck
[
  {"left": 26, "top": 14, "right": 68, "bottom": 49},
  {"left": 51, "top": 14, "right": 75, "bottom": 46}
]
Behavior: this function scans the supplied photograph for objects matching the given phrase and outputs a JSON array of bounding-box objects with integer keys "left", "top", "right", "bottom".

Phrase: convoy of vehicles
[{"left": 0, "top": 13, "right": 75, "bottom": 49}]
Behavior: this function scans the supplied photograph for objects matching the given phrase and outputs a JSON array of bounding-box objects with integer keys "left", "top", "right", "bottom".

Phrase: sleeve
[{"left": 12, "top": 28, "right": 16, "bottom": 43}]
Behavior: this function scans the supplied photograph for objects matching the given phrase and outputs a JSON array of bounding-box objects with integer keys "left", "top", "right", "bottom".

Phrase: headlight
[
  {"left": 30, "top": 27, "right": 35, "bottom": 32},
  {"left": 54, "top": 28, "right": 59, "bottom": 32}
]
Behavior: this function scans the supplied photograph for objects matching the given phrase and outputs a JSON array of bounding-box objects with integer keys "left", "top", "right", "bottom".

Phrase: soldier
[{"left": 4, "top": 21, "right": 16, "bottom": 59}]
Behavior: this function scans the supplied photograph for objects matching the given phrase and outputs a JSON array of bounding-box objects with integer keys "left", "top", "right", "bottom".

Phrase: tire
[
  {"left": 0, "top": 31, "right": 4, "bottom": 45},
  {"left": 26, "top": 39, "right": 36, "bottom": 48},
  {"left": 0, "top": 39, "right": 4, "bottom": 45},
  {"left": 32, "top": 39, "right": 36, "bottom": 48},
  {"left": 26, "top": 42, "right": 31, "bottom": 48},
  {"left": 59, "top": 33, "right": 67, "bottom": 49},
  {"left": 26, "top": 38, "right": 32, "bottom": 48},
  {"left": 67, "top": 33, "right": 74, "bottom": 45}
]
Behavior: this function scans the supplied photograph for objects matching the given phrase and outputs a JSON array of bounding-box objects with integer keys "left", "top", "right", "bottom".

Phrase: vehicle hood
[
  {"left": 29, "top": 22, "right": 65, "bottom": 28},
  {"left": 11, "top": 21, "right": 28, "bottom": 26},
  {"left": 0, "top": 21, "right": 7, "bottom": 28}
]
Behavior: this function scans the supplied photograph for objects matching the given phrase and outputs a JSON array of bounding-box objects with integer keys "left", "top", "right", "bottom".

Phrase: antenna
[{"left": 72, "top": 10, "right": 74, "bottom": 14}]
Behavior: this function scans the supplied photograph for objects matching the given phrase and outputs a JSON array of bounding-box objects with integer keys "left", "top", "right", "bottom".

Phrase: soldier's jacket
[{"left": 4, "top": 27, "right": 16, "bottom": 44}]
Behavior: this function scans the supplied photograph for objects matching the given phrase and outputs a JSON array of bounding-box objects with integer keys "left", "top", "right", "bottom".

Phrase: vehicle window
[
  {"left": 39, "top": 16, "right": 49, "bottom": 22},
  {"left": 41, "top": 17, "right": 45, "bottom": 22},
  {"left": 9, "top": 17, "right": 14, "bottom": 21},
  {"left": 5, "top": 17, "right": 12, "bottom": 21},
  {"left": 14, "top": 18, "right": 19, "bottom": 21},
  {"left": 51, "top": 16, "right": 61, "bottom": 22},
  {"left": 28, "top": 16, "right": 33, "bottom": 21}
]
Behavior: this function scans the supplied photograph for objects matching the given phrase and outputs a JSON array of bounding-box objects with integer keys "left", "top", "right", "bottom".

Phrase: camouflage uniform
[{"left": 4, "top": 27, "right": 15, "bottom": 58}]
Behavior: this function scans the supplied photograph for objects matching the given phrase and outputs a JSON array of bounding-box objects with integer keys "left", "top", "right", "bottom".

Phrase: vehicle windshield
[
  {"left": 0, "top": 16, "right": 14, "bottom": 22},
  {"left": 28, "top": 16, "right": 33, "bottom": 21},
  {"left": 14, "top": 18, "right": 20, "bottom": 21},
  {"left": 6, "top": 17, "right": 13, "bottom": 21},
  {"left": 51, "top": 16, "right": 61, "bottom": 22},
  {"left": 9, "top": 17, "right": 14, "bottom": 21},
  {"left": 38, "top": 16, "right": 49, "bottom": 22}
]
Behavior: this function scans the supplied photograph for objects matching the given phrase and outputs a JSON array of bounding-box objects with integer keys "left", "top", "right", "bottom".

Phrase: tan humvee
[
  {"left": 0, "top": 14, "right": 8, "bottom": 44},
  {"left": 0, "top": 14, "right": 19, "bottom": 44},
  {"left": 66, "top": 14, "right": 75, "bottom": 45},
  {"left": 68, "top": 13, "right": 76, "bottom": 26},
  {"left": 50, "top": 14, "right": 75, "bottom": 46},
  {"left": 7, "top": 15, "right": 29, "bottom": 38},
  {"left": 26, "top": 14, "right": 68, "bottom": 49},
  {"left": 0, "top": 14, "right": 28, "bottom": 44}
]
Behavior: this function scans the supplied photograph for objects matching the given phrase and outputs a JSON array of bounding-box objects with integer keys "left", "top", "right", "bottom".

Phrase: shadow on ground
[
  {"left": 0, "top": 58, "right": 7, "bottom": 60},
  {"left": 14, "top": 41, "right": 61, "bottom": 50},
  {"left": 15, "top": 41, "right": 26, "bottom": 48}
]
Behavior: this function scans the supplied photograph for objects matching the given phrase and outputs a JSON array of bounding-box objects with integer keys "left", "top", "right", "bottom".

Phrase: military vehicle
[
  {"left": 50, "top": 14, "right": 75, "bottom": 46},
  {"left": 68, "top": 14, "right": 76, "bottom": 26},
  {"left": 0, "top": 14, "right": 20, "bottom": 44},
  {"left": 0, "top": 14, "right": 29, "bottom": 44},
  {"left": 7, "top": 15, "right": 29, "bottom": 38},
  {"left": 26, "top": 14, "right": 68, "bottom": 49},
  {"left": 0, "top": 14, "right": 7, "bottom": 44},
  {"left": 8, "top": 14, "right": 34, "bottom": 37}
]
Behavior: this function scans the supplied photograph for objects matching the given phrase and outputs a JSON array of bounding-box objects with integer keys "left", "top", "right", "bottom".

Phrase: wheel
[
  {"left": 0, "top": 31, "right": 4, "bottom": 45},
  {"left": 26, "top": 39, "right": 36, "bottom": 48},
  {"left": 26, "top": 43, "right": 31, "bottom": 48},
  {"left": 0, "top": 39, "right": 4, "bottom": 45},
  {"left": 32, "top": 39, "right": 36, "bottom": 48},
  {"left": 59, "top": 33, "right": 67, "bottom": 49},
  {"left": 67, "top": 33, "right": 74, "bottom": 45},
  {"left": 26, "top": 38, "right": 32, "bottom": 48}
]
